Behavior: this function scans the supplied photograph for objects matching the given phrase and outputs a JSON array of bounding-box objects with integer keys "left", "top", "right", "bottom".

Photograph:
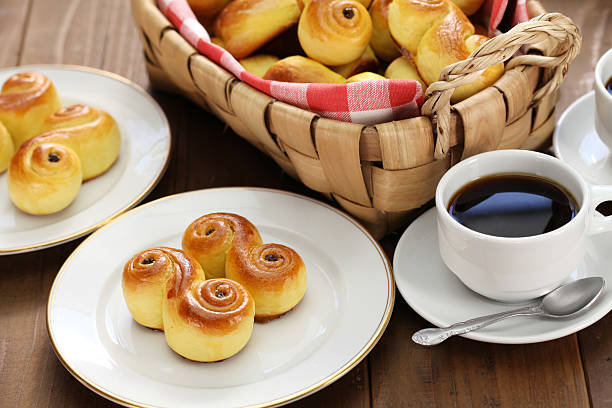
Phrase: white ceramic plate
[
  {"left": 553, "top": 91, "right": 612, "bottom": 185},
  {"left": 47, "top": 188, "right": 394, "bottom": 408},
  {"left": 394, "top": 208, "right": 612, "bottom": 344},
  {"left": 0, "top": 65, "right": 171, "bottom": 254}
]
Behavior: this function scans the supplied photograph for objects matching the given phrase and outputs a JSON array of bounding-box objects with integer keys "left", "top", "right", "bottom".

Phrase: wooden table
[{"left": 1, "top": 1, "right": 610, "bottom": 407}]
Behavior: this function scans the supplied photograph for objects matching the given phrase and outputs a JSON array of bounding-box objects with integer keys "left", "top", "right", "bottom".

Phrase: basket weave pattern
[{"left": 132, "top": 0, "right": 581, "bottom": 237}]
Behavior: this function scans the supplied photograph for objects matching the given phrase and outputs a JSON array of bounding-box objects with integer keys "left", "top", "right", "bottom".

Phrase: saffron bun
[
  {"left": 263, "top": 56, "right": 345, "bottom": 83},
  {"left": 7, "top": 141, "right": 82, "bottom": 215},
  {"left": 0, "top": 121, "right": 14, "bottom": 173},
  {"left": 213, "top": 0, "right": 301, "bottom": 59},
  {"left": 182, "top": 213, "right": 307, "bottom": 322},
  {"left": 38, "top": 104, "right": 120, "bottom": 181},
  {"left": 7, "top": 104, "right": 120, "bottom": 215},
  {"left": 388, "top": 0, "right": 503, "bottom": 102},
  {"left": 122, "top": 247, "right": 255, "bottom": 362},
  {"left": 298, "top": 0, "right": 372, "bottom": 66},
  {"left": 332, "top": 45, "right": 379, "bottom": 78},
  {"left": 0, "top": 72, "right": 61, "bottom": 149},
  {"left": 384, "top": 55, "right": 427, "bottom": 91},
  {"left": 369, "top": 0, "right": 401, "bottom": 61},
  {"left": 450, "top": 0, "right": 484, "bottom": 16}
]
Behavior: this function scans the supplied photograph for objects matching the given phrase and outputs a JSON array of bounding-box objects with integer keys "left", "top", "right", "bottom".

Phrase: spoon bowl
[{"left": 541, "top": 277, "right": 606, "bottom": 317}]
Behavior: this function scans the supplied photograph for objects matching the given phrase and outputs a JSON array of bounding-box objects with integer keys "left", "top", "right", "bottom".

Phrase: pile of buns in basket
[{"left": 188, "top": 0, "right": 503, "bottom": 102}]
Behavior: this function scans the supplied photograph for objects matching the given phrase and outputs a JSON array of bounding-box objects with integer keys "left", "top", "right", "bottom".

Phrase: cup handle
[{"left": 588, "top": 185, "right": 612, "bottom": 236}]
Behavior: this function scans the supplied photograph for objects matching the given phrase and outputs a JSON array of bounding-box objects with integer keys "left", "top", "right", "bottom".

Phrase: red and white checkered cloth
[{"left": 157, "top": 0, "right": 528, "bottom": 125}]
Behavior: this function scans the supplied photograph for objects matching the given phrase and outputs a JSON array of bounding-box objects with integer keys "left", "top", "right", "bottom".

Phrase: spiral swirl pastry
[
  {"left": 298, "top": 0, "right": 372, "bottom": 66},
  {"left": 0, "top": 121, "right": 14, "bottom": 173},
  {"left": 122, "top": 247, "right": 255, "bottom": 362},
  {"left": 7, "top": 140, "right": 82, "bottom": 215},
  {"left": 37, "top": 104, "right": 120, "bottom": 181},
  {"left": 214, "top": 0, "right": 301, "bottom": 59},
  {"left": 182, "top": 213, "right": 307, "bottom": 322},
  {"left": 0, "top": 72, "right": 61, "bottom": 148},
  {"left": 388, "top": 0, "right": 503, "bottom": 101},
  {"left": 7, "top": 104, "right": 120, "bottom": 214}
]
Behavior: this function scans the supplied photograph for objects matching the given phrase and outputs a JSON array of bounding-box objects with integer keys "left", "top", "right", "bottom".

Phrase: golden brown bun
[
  {"left": 240, "top": 54, "right": 280, "bottom": 78},
  {"left": 345, "top": 72, "right": 385, "bottom": 82},
  {"left": 0, "top": 72, "right": 61, "bottom": 149},
  {"left": 263, "top": 56, "right": 345, "bottom": 83},
  {"left": 388, "top": 0, "right": 503, "bottom": 101},
  {"left": 298, "top": 0, "right": 372, "bottom": 66},
  {"left": 182, "top": 213, "right": 307, "bottom": 321},
  {"left": 123, "top": 247, "right": 255, "bottom": 362},
  {"left": 332, "top": 45, "right": 379, "bottom": 78},
  {"left": 369, "top": 0, "right": 401, "bottom": 61},
  {"left": 214, "top": 0, "right": 301, "bottom": 59},
  {"left": 450, "top": 0, "right": 484, "bottom": 16},
  {"left": 7, "top": 138, "right": 83, "bottom": 215},
  {"left": 7, "top": 140, "right": 82, "bottom": 215},
  {"left": 38, "top": 104, "right": 120, "bottom": 181},
  {"left": 188, "top": 0, "right": 232, "bottom": 19},
  {"left": 7, "top": 105, "right": 120, "bottom": 215},
  {"left": 384, "top": 55, "right": 426, "bottom": 90},
  {"left": 0, "top": 121, "right": 14, "bottom": 173},
  {"left": 388, "top": 0, "right": 450, "bottom": 56}
]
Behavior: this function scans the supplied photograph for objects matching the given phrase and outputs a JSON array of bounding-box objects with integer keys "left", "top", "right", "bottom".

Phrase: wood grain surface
[{"left": 0, "top": 1, "right": 610, "bottom": 407}]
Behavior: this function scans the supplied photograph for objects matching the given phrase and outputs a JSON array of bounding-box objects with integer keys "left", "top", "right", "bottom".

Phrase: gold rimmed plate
[
  {"left": 47, "top": 188, "right": 394, "bottom": 408},
  {"left": 0, "top": 65, "right": 171, "bottom": 254}
]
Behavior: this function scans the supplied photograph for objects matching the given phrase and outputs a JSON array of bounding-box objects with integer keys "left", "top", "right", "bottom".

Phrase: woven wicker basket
[{"left": 131, "top": 0, "right": 581, "bottom": 237}]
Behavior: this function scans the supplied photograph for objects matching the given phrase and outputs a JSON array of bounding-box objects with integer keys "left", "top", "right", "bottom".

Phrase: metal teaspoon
[{"left": 412, "top": 277, "right": 605, "bottom": 346}]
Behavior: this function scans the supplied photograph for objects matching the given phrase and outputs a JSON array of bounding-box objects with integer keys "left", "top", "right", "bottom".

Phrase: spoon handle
[{"left": 412, "top": 305, "right": 540, "bottom": 346}]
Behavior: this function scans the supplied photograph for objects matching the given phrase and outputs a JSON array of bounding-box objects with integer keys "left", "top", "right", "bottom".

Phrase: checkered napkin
[{"left": 157, "top": 0, "right": 528, "bottom": 125}]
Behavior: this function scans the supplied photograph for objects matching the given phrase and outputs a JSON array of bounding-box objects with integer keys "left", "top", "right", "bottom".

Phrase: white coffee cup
[
  {"left": 595, "top": 48, "right": 612, "bottom": 147},
  {"left": 435, "top": 150, "right": 612, "bottom": 302}
]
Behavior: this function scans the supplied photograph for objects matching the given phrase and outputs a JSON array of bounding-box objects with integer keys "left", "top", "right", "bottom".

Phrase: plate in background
[
  {"left": 554, "top": 91, "right": 612, "bottom": 185},
  {"left": 0, "top": 65, "right": 171, "bottom": 254}
]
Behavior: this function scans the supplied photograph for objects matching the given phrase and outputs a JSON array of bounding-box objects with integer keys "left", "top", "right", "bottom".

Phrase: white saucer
[
  {"left": 554, "top": 91, "right": 612, "bottom": 185},
  {"left": 0, "top": 65, "right": 171, "bottom": 254},
  {"left": 394, "top": 208, "right": 612, "bottom": 344},
  {"left": 47, "top": 188, "right": 393, "bottom": 408}
]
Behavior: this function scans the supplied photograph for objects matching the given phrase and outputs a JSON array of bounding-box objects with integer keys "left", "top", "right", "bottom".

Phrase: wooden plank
[
  {"left": 20, "top": 0, "right": 148, "bottom": 87},
  {"left": 291, "top": 362, "right": 371, "bottom": 408},
  {"left": 578, "top": 315, "right": 612, "bottom": 408},
  {"left": 0, "top": 0, "right": 31, "bottom": 67}
]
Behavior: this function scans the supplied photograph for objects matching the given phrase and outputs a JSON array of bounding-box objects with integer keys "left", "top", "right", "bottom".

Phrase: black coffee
[
  {"left": 606, "top": 76, "right": 612, "bottom": 95},
  {"left": 448, "top": 174, "right": 579, "bottom": 238}
]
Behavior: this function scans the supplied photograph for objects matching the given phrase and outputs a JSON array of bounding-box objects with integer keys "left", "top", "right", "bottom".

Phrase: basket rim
[{"left": 137, "top": 0, "right": 550, "bottom": 131}]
